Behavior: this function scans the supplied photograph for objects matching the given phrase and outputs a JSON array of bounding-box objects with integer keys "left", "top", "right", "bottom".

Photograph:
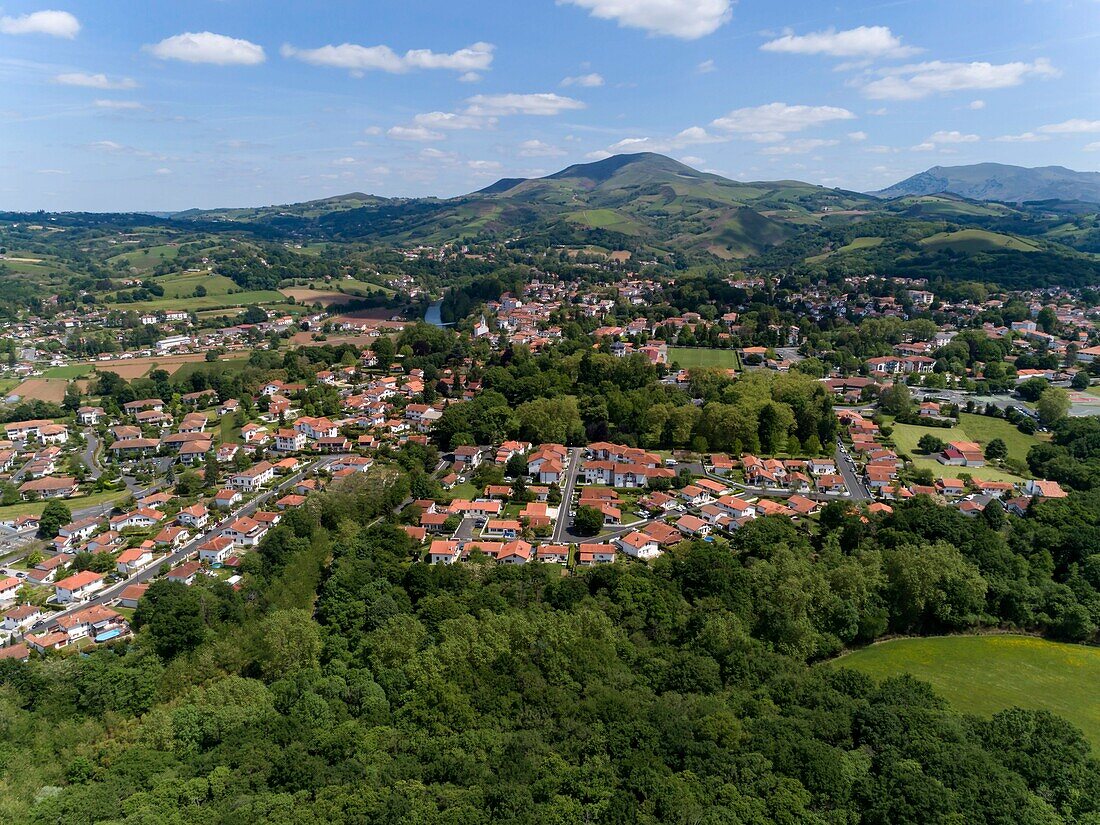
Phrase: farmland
[
  {"left": 832, "top": 635, "right": 1100, "bottom": 748},
  {"left": 9, "top": 378, "right": 68, "bottom": 403},
  {"left": 667, "top": 347, "right": 740, "bottom": 370},
  {"left": 104, "top": 289, "right": 286, "bottom": 313}
]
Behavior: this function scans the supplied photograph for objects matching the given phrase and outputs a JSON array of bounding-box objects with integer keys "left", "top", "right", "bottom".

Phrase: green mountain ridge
[{"left": 875, "top": 163, "right": 1100, "bottom": 205}]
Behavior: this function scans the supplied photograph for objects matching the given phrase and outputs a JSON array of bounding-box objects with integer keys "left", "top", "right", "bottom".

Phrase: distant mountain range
[
  {"left": 175, "top": 152, "right": 878, "bottom": 259},
  {"left": 874, "top": 163, "right": 1100, "bottom": 205}
]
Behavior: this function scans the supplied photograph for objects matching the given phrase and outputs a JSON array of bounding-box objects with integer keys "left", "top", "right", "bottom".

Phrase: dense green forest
[{"left": 3, "top": 458, "right": 1100, "bottom": 823}]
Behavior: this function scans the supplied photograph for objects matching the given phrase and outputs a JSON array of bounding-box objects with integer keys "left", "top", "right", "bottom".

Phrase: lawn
[
  {"left": 830, "top": 635, "right": 1100, "bottom": 748},
  {"left": 668, "top": 347, "right": 741, "bottom": 370},
  {"left": 41, "top": 363, "right": 96, "bottom": 379},
  {"left": 105, "top": 289, "right": 286, "bottom": 313},
  {"left": 0, "top": 489, "right": 127, "bottom": 520},
  {"left": 888, "top": 416, "right": 1043, "bottom": 481}
]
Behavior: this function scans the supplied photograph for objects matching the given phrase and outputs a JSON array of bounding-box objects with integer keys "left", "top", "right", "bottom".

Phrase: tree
[
  {"left": 1016, "top": 377, "right": 1049, "bottom": 403},
  {"left": 879, "top": 383, "right": 912, "bottom": 417},
  {"left": 1071, "top": 371, "right": 1091, "bottom": 391},
  {"left": 371, "top": 335, "right": 396, "bottom": 365},
  {"left": 37, "top": 499, "right": 72, "bottom": 538},
  {"left": 917, "top": 434, "right": 946, "bottom": 455},
  {"left": 573, "top": 506, "right": 604, "bottom": 536},
  {"left": 133, "top": 580, "right": 206, "bottom": 659},
  {"left": 1037, "top": 387, "right": 1071, "bottom": 426},
  {"left": 984, "top": 438, "right": 1008, "bottom": 461}
]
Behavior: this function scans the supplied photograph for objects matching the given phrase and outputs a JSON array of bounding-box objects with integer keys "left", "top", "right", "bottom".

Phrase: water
[{"left": 424, "top": 299, "right": 450, "bottom": 327}]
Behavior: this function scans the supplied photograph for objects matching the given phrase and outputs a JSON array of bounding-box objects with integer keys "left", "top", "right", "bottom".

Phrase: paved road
[
  {"left": 31, "top": 456, "right": 333, "bottom": 635},
  {"left": 552, "top": 447, "right": 584, "bottom": 543},
  {"left": 81, "top": 428, "right": 102, "bottom": 480},
  {"left": 834, "top": 443, "right": 870, "bottom": 501}
]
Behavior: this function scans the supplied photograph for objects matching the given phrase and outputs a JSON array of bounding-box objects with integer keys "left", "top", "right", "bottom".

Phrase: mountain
[
  {"left": 875, "top": 163, "right": 1100, "bottom": 204},
  {"left": 176, "top": 153, "right": 879, "bottom": 259}
]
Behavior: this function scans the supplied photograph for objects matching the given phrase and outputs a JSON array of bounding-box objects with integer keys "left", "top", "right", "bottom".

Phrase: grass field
[
  {"left": 0, "top": 489, "right": 127, "bottom": 521},
  {"left": 668, "top": 347, "right": 741, "bottom": 370},
  {"left": 105, "top": 289, "right": 285, "bottom": 313},
  {"left": 919, "top": 229, "right": 1039, "bottom": 254},
  {"left": 41, "top": 363, "right": 96, "bottom": 379},
  {"left": 171, "top": 356, "right": 250, "bottom": 383},
  {"left": 108, "top": 244, "right": 180, "bottom": 272},
  {"left": 9, "top": 378, "right": 68, "bottom": 403},
  {"left": 888, "top": 416, "right": 1045, "bottom": 481},
  {"left": 806, "top": 236, "right": 884, "bottom": 263},
  {"left": 152, "top": 272, "right": 239, "bottom": 298},
  {"left": 831, "top": 635, "right": 1100, "bottom": 748}
]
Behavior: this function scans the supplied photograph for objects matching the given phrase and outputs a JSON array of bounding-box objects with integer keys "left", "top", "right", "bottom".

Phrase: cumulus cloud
[
  {"left": 413, "top": 111, "right": 494, "bottom": 130},
  {"left": 518, "top": 139, "right": 566, "bottom": 157},
  {"left": 994, "top": 132, "right": 1048, "bottom": 143},
  {"left": 761, "top": 26, "right": 919, "bottom": 59},
  {"left": 696, "top": 59, "right": 716, "bottom": 74},
  {"left": 0, "top": 10, "right": 79, "bottom": 38},
  {"left": 559, "top": 0, "right": 732, "bottom": 40},
  {"left": 848, "top": 131, "right": 868, "bottom": 141},
  {"left": 710, "top": 102, "right": 856, "bottom": 141},
  {"left": 912, "top": 130, "right": 979, "bottom": 150},
  {"left": 604, "top": 126, "right": 725, "bottom": 155},
  {"left": 55, "top": 72, "right": 137, "bottom": 90},
  {"left": 968, "top": 99, "right": 986, "bottom": 110},
  {"left": 1038, "top": 119, "right": 1100, "bottom": 134},
  {"left": 1085, "top": 142, "right": 1100, "bottom": 152},
  {"left": 464, "top": 92, "right": 585, "bottom": 116},
  {"left": 281, "top": 41, "right": 493, "bottom": 75},
  {"left": 387, "top": 125, "right": 444, "bottom": 141},
  {"left": 147, "top": 32, "right": 266, "bottom": 65},
  {"left": 561, "top": 72, "right": 604, "bottom": 87},
  {"left": 861, "top": 58, "right": 1058, "bottom": 100},
  {"left": 760, "top": 138, "right": 839, "bottom": 155},
  {"left": 467, "top": 159, "right": 502, "bottom": 171},
  {"left": 94, "top": 100, "right": 144, "bottom": 110}
]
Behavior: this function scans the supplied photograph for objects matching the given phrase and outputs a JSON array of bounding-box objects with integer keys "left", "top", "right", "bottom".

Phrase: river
[{"left": 424, "top": 299, "right": 450, "bottom": 327}]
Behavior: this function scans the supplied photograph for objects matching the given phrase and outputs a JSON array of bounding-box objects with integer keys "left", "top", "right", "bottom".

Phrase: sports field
[
  {"left": 668, "top": 347, "right": 741, "bottom": 370},
  {"left": 832, "top": 635, "right": 1100, "bottom": 748}
]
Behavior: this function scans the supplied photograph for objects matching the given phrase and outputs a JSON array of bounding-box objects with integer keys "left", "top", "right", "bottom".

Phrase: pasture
[{"left": 832, "top": 635, "right": 1100, "bottom": 748}]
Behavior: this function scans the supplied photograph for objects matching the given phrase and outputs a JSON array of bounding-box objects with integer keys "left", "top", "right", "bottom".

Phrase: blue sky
[{"left": 2, "top": 0, "right": 1099, "bottom": 211}]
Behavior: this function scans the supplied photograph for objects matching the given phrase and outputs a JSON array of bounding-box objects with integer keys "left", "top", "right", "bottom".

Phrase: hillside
[
  {"left": 176, "top": 153, "right": 880, "bottom": 258},
  {"left": 875, "top": 163, "right": 1100, "bottom": 205}
]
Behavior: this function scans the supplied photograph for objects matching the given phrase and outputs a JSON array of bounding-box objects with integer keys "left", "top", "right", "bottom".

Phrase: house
[
  {"left": 18, "top": 476, "right": 77, "bottom": 500},
  {"left": 617, "top": 531, "right": 660, "bottom": 560},
  {"left": 0, "top": 576, "right": 20, "bottom": 603},
  {"left": 77, "top": 406, "right": 105, "bottom": 425},
  {"left": 675, "top": 514, "right": 712, "bottom": 538},
  {"left": 295, "top": 416, "right": 338, "bottom": 440},
  {"left": 808, "top": 458, "right": 837, "bottom": 476},
  {"left": 198, "top": 536, "right": 235, "bottom": 564},
  {"left": 786, "top": 495, "right": 819, "bottom": 516},
  {"left": 454, "top": 446, "right": 482, "bottom": 468},
  {"left": 117, "top": 583, "right": 149, "bottom": 609},
  {"left": 483, "top": 519, "right": 522, "bottom": 539},
  {"left": 110, "top": 507, "right": 163, "bottom": 531},
  {"left": 427, "top": 540, "right": 461, "bottom": 565},
  {"left": 2, "top": 604, "right": 43, "bottom": 632},
  {"left": 241, "top": 423, "right": 265, "bottom": 443},
  {"left": 111, "top": 437, "right": 159, "bottom": 458},
  {"left": 58, "top": 516, "right": 101, "bottom": 545},
  {"left": 679, "top": 485, "right": 713, "bottom": 507},
  {"left": 154, "top": 525, "right": 190, "bottom": 548},
  {"left": 27, "top": 631, "right": 69, "bottom": 653},
  {"left": 715, "top": 495, "right": 755, "bottom": 520},
  {"left": 576, "top": 543, "right": 617, "bottom": 566},
  {"left": 0, "top": 643, "right": 30, "bottom": 661},
  {"left": 177, "top": 503, "right": 209, "bottom": 530},
  {"left": 1024, "top": 479, "right": 1068, "bottom": 499},
  {"left": 226, "top": 516, "right": 269, "bottom": 546},
  {"left": 115, "top": 546, "right": 155, "bottom": 574},
  {"left": 167, "top": 561, "right": 204, "bottom": 585},
  {"left": 275, "top": 428, "right": 306, "bottom": 452},
  {"left": 53, "top": 570, "right": 105, "bottom": 604},
  {"left": 230, "top": 461, "right": 274, "bottom": 492},
  {"left": 214, "top": 488, "right": 242, "bottom": 508},
  {"left": 497, "top": 540, "right": 533, "bottom": 565},
  {"left": 939, "top": 441, "right": 985, "bottom": 467},
  {"left": 815, "top": 475, "right": 848, "bottom": 495},
  {"left": 536, "top": 544, "right": 569, "bottom": 564}
]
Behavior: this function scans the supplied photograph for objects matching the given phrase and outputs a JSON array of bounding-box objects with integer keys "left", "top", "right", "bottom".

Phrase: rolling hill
[
  {"left": 175, "top": 153, "right": 880, "bottom": 258},
  {"left": 875, "top": 163, "right": 1100, "bottom": 205}
]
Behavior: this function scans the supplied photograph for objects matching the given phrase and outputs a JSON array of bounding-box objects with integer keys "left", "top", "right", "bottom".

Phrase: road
[
  {"left": 32, "top": 456, "right": 334, "bottom": 635},
  {"left": 551, "top": 447, "right": 584, "bottom": 543},
  {"left": 834, "top": 443, "right": 870, "bottom": 501},
  {"left": 81, "top": 428, "right": 102, "bottom": 480}
]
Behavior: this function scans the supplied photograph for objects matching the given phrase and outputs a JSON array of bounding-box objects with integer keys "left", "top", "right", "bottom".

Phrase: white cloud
[
  {"left": 968, "top": 99, "right": 986, "bottom": 110},
  {"left": 585, "top": 150, "right": 613, "bottom": 160},
  {"left": 861, "top": 58, "right": 1058, "bottom": 100},
  {"left": 0, "top": 10, "right": 79, "bottom": 38},
  {"left": 468, "top": 160, "right": 502, "bottom": 170},
  {"left": 413, "top": 111, "right": 494, "bottom": 130},
  {"left": 911, "top": 130, "right": 979, "bottom": 151},
  {"left": 561, "top": 72, "right": 604, "bottom": 87},
  {"left": 848, "top": 131, "right": 868, "bottom": 141},
  {"left": 1085, "top": 142, "right": 1100, "bottom": 152},
  {"left": 1038, "top": 119, "right": 1100, "bottom": 134},
  {"left": 994, "top": 132, "right": 1048, "bottom": 143},
  {"left": 281, "top": 41, "right": 493, "bottom": 75},
  {"left": 420, "top": 147, "right": 457, "bottom": 161},
  {"left": 696, "top": 59, "right": 716, "bottom": 74},
  {"left": 761, "top": 26, "right": 919, "bottom": 59},
  {"left": 94, "top": 99, "right": 144, "bottom": 110},
  {"left": 603, "top": 126, "right": 724, "bottom": 154},
  {"left": 88, "top": 140, "right": 125, "bottom": 152},
  {"left": 680, "top": 155, "right": 705, "bottom": 165},
  {"left": 332, "top": 157, "right": 359, "bottom": 166},
  {"left": 464, "top": 93, "right": 585, "bottom": 116},
  {"left": 363, "top": 126, "right": 383, "bottom": 136},
  {"left": 710, "top": 102, "right": 856, "bottom": 141},
  {"left": 154, "top": 168, "right": 172, "bottom": 175},
  {"left": 55, "top": 72, "right": 138, "bottom": 90},
  {"left": 760, "top": 138, "right": 839, "bottom": 155},
  {"left": 148, "top": 32, "right": 266, "bottom": 66},
  {"left": 560, "top": 0, "right": 732, "bottom": 39},
  {"left": 387, "top": 125, "right": 444, "bottom": 142},
  {"left": 458, "top": 71, "right": 482, "bottom": 82},
  {"left": 518, "top": 139, "right": 566, "bottom": 157}
]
